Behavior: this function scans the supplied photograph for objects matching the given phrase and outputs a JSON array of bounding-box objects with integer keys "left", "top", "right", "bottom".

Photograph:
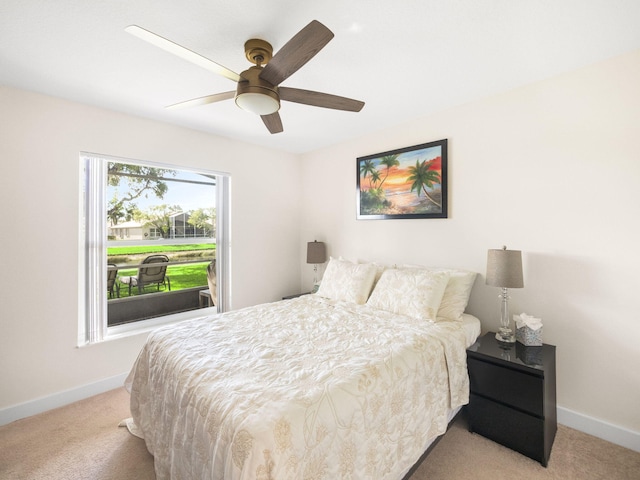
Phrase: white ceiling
[{"left": 2, "top": 1, "right": 640, "bottom": 154}]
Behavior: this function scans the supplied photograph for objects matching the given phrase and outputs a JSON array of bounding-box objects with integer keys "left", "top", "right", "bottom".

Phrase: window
[{"left": 80, "top": 153, "right": 230, "bottom": 345}]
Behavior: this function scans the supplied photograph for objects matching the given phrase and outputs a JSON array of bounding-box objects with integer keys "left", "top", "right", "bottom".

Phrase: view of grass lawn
[
  {"left": 108, "top": 243, "right": 215, "bottom": 298},
  {"left": 108, "top": 243, "right": 215, "bottom": 256},
  {"left": 114, "top": 262, "right": 210, "bottom": 297}
]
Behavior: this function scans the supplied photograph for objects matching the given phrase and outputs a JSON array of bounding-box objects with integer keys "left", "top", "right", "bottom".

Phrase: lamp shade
[
  {"left": 306, "top": 241, "right": 326, "bottom": 264},
  {"left": 486, "top": 246, "right": 524, "bottom": 288}
]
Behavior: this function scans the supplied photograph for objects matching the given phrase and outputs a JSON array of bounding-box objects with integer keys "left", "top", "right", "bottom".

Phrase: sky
[{"left": 109, "top": 169, "right": 216, "bottom": 213}]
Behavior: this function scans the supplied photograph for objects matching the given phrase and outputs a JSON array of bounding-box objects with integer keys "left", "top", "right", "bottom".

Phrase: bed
[{"left": 125, "top": 258, "right": 480, "bottom": 480}]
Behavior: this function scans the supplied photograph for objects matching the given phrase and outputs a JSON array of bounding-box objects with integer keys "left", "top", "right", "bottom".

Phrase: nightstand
[
  {"left": 466, "top": 332, "right": 557, "bottom": 466},
  {"left": 198, "top": 289, "right": 213, "bottom": 307},
  {"left": 282, "top": 292, "right": 311, "bottom": 300}
]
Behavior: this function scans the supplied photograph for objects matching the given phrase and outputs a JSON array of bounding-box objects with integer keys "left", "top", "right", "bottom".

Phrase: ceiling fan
[{"left": 125, "top": 20, "right": 365, "bottom": 134}]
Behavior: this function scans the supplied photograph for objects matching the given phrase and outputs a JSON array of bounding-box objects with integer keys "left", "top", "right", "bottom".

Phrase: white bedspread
[{"left": 125, "top": 295, "right": 471, "bottom": 480}]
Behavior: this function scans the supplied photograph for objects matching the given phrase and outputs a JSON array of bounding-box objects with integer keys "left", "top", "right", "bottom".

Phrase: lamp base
[{"left": 496, "top": 327, "right": 516, "bottom": 343}]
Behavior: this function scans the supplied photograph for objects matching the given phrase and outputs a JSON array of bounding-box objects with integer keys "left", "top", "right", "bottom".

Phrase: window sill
[{"left": 78, "top": 306, "right": 218, "bottom": 347}]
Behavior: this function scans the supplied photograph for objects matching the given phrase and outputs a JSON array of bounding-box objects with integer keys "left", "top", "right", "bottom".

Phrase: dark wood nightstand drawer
[
  {"left": 466, "top": 333, "right": 556, "bottom": 467},
  {"left": 469, "top": 393, "right": 546, "bottom": 465},
  {"left": 468, "top": 357, "right": 544, "bottom": 417}
]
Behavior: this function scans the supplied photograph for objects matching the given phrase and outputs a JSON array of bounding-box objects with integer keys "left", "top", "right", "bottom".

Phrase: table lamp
[
  {"left": 486, "top": 246, "right": 524, "bottom": 343},
  {"left": 306, "top": 240, "right": 326, "bottom": 291}
]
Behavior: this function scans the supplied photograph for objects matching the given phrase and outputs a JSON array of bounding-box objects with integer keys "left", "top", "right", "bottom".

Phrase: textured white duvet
[{"left": 125, "top": 295, "right": 471, "bottom": 480}]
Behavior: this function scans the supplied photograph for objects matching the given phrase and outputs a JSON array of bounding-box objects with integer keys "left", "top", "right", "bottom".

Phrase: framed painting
[{"left": 357, "top": 139, "right": 448, "bottom": 219}]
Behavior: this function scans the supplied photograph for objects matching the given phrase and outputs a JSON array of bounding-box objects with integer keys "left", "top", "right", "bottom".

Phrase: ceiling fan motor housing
[
  {"left": 235, "top": 65, "right": 280, "bottom": 115},
  {"left": 244, "top": 39, "right": 273, "bottom": 65}
]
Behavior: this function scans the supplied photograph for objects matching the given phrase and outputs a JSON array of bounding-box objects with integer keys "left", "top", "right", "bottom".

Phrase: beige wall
[
  {"left": 1, "top": 49, "right": 639, "bottom": 446},
  {"left": 0, "top": 86, "right": 301, "bottom": 411},
  {"left": 300, "top": 50, "right": 640, "bottom": 434}
]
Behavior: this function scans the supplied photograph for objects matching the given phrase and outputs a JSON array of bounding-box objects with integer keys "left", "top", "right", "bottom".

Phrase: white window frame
[{"left": 78, "top": 152, "right": 231, "bottom": 346}]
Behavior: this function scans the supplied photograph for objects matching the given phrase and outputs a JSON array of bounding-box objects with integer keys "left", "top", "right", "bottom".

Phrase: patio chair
[
  {"left": 206, "top": 259, "right": 217, "bottom": 307},
  {"left": 119, "top": 255, "right": 171, "bottom": 295},
  {"left": 107, "top": 263, "right": 120, "bottom": 298}
]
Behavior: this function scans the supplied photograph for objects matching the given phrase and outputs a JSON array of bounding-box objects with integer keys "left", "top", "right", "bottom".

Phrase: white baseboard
[
  {"left": 0, "top": 373, "right": 128, "bottom": 426},
  {"left": 558, "top": 406, "right": 640, "bottom": 453}
]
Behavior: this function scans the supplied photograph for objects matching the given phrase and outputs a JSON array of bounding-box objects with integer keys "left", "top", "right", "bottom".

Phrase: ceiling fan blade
[
  {"left": 125, "top": 25, "right": 243, "bottom": 83},
  {"left": 261, "top": 112, "right": 283, "bottom": 134},
  {"left": 260, "top": 20, "right": 334, "bottom": 86},
  {"left": 166, "top": 91, "right": 236, "bottom": 110},
  {"left": 279, "top": 87, "right": 364, "bottom": 112}
]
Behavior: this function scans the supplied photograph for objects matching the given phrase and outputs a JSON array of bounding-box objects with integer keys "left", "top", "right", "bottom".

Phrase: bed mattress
[{"left": 126, "top": 295, "right": 479, "bottom": 480}]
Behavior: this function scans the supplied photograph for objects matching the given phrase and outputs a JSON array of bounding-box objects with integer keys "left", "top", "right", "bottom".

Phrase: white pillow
[
  {"left": 316, "top": 257, "right": 378, "bottom": 304},
  {"left": 356, "top": 260, "right": 388, "bottom": 289},
  {"left": 366, "top": 268, "right": 450, "bottom": 320},
  {"left": 436, "top": 270, "right": 477, "bottom": 322},
  {"left": 399, "top": 264, "right": 476, "bottom": 322}
]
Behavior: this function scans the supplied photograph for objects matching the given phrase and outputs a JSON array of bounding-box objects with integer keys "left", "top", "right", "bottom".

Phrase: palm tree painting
[{"left": 357, "top": 139, "right": 448, "bottom": 219}]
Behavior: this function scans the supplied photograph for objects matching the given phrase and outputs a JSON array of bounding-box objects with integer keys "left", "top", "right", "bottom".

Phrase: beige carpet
[{"left": 1, "top": 387, "right": 638, "bottom": 479}]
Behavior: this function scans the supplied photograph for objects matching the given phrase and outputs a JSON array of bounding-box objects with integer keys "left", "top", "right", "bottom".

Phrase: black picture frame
[{"left": 357, "top": 139, "right": 448, "bottom": 220}]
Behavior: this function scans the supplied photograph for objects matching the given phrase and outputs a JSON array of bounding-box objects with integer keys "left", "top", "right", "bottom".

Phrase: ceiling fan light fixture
[
  {"left": 235, "top": 66, "right": 280, "bottom": 115},
  {"left": 235, "top": 91, "right": 280, "bottom": 115}
]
